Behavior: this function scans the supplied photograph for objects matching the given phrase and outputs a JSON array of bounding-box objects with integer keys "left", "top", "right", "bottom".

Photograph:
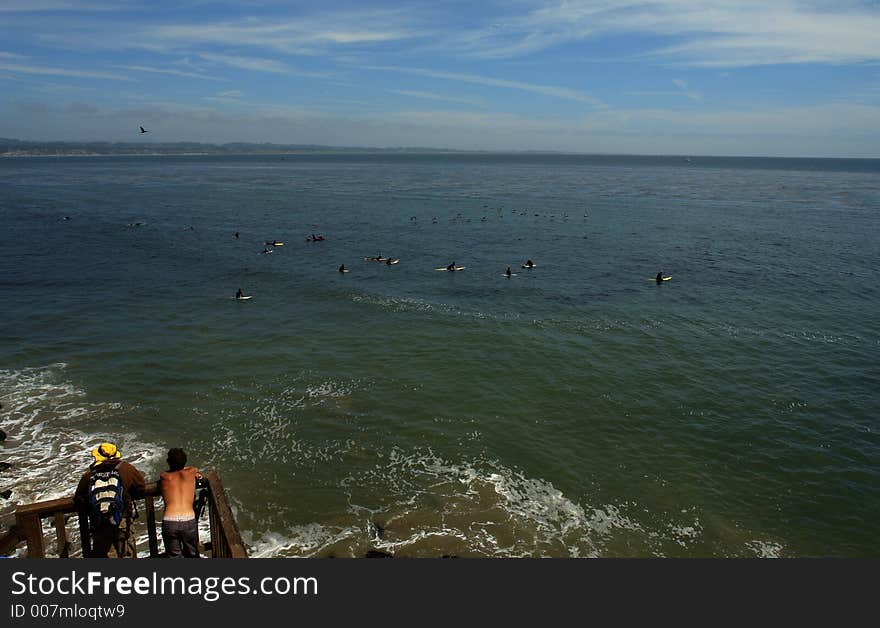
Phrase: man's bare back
[{"left": 160, "top": 466, "right": 201, "bottom": 517}]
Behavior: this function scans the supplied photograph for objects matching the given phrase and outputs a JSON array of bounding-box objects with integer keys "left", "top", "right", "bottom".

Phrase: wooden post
[
  {"left": 209, "top": 500, "right": 221, "bottom": 557},
  {"left": 16, "top": 512, "right": 45, "bottom": 558},
  {"left": 204, "top": 471, "right": 247, "bottom": 558},
  {"left": 54, "top": 512, "right": 69, "bottom": 558},
  {"left": 145, "top": 496, "right": 159, "bottom": 557}
]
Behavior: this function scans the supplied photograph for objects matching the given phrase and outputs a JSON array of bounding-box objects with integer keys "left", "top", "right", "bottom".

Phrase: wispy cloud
[
  {"left": 148, "top": 12, "right": 417, "bottom": 55},
  {"left": 0, "top": 62, "right": 130, "bottom": 81},
  {"left": 0, "top": 1, "right": 119, "bottom": 11},
  {"left": 203, "top": 90, "right": 245, "bottom": 104},
  {"left": 387, "top": 89, "right": 487, "bottom": 108},
  {"left": 3, "top": 8, "right": 419, "bottom": 57},
  {"left": 450, "top": 1, "right": 880, "bottom": 67},
  {"left": 672, "top": 78, "right": 701, "bottom": 101},
  {"left": 198, "top": 53, "right": 292, "bottom": 75},
  {"left": 113, "top": 64, "right": 225, "bottom": 81},
  {"left": 369, "top": 65, "right": 606, "bottom": 107},
  {"left": 574, "top": 102, "right": 880, "bottom": 139}
]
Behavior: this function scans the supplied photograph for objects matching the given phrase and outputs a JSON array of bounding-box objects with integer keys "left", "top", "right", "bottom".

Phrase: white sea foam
[
  {"left": 334, "top": 447, "right": 646, "bottom": 557},
  {"left": 0, "top": 364, "right": 165, "bottom": 555},
  {"left": 746, "top": 540, "right": 784, "bottom": 558},
  {"left": 245, "top": 524, "right": 362, "bottom": 558},
  {"left": 197, "top": 376, "right": 366, "bottom": 470},
  {"left": 668, "top": 520, "right": 704, "bottom": 548}
]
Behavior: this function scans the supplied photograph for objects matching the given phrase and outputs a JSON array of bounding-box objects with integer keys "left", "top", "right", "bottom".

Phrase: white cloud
[
  {"left": 672, "top": 78, "right": 702, "bottom": 101},
  {"left": 198, "top": 53, "right": 292, "bottom": 74},
  {"left": 9, "top": 2, "right": 877, "bottom": 71},
  {"left": 0, "top": 1, "right": 118, "bottom": 11},
  {"left": 575, "top": 102, "right": 880, "bottom": 138},
  {"left": 368, "top": 65, "right": 606, "bottom": 107},
  {"left": 148, "top": 12, "right": 416, "bottom": 55},
  {"left": 451, "top": 1, "right": 880, "bottom": 67},
  {"left": 113, "top": 64, "right": 225, "bottom": 81},
  {"left": 203, "top": 90, "right": 245, "bottom": 105},
  {"left": 387, "top": 89, "right": 488, "bottom": 108},
  {"left": 0, "top": 62, "right": 130, "bottom": 81}
]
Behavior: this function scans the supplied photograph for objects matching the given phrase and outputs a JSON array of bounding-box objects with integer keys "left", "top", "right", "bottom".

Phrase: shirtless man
[{"left": 159, "top": 448, "right": 201, "bottom": 558}]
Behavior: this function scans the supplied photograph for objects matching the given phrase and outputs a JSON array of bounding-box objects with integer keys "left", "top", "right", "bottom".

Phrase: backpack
[{"left": 87, "top": 464, "right": 127, "bottom": 527}]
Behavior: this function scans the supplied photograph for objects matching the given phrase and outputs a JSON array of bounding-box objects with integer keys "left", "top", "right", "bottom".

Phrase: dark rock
[
  {"left": 364, "top": 549, "right": 393, "bottom": 558},
  {"left": 0, "top": 490, "right": 11, "bottom": 500},
  {"left": 0, "top": 462, "right": 10, "bottom": 472},
  {"left": 0, "top": 429, "right": 6, "bottom": 442}
]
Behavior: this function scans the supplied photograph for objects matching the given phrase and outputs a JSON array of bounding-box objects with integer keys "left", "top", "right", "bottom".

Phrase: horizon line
[{"left": 1, "top": 138, "right": 878, "bottom": 161}]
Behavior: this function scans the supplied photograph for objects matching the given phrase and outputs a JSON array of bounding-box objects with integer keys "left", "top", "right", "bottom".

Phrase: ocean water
[{"left": 1, "top": 153, "right": 878, "bottom": 557}]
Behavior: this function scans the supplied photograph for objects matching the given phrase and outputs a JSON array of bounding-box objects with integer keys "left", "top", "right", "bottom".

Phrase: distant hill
[{"left": 0, "top": 138, "right": 472, "bottom": 157}]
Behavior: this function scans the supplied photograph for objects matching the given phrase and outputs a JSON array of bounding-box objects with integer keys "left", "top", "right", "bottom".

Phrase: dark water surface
[{"left": 1, "top": 153, "right": 878, "bottom": 557}]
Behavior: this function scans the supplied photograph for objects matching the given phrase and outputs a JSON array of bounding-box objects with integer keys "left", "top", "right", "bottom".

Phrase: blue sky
[{"left": 2, "top": 0, "right": 879, "bottom": 156}]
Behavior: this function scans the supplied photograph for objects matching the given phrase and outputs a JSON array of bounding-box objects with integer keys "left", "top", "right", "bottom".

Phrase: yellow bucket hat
[{"left": 91, "top": 442, "right": 121, "bottom": 463}]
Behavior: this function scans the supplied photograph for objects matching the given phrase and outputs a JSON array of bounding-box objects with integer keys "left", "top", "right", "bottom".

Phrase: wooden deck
[{"left": 5, "top": 470, "right": 247, "bottom": 558}]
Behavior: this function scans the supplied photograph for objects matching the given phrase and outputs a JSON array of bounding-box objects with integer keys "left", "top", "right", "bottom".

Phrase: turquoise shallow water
[{"left": 1, "top": 153, "right": 878, "bottom": 557}]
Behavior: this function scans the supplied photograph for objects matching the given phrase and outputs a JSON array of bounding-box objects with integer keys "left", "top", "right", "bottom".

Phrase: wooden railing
[{"left": 10, "top": 470, "right": 247, "bottom": 558}]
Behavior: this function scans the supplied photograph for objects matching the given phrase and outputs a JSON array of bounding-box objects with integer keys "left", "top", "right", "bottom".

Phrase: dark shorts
[
  {"left": 161, "top": 517, "right": 200, "bottom": 558},
  {"left": 90, "top": 517, "right": 137, "bottom": 558}
]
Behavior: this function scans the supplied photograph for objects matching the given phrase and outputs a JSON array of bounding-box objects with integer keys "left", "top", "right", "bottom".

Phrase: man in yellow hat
[{"left": 74, "top": 442, "right": 146, "bottom": 558}]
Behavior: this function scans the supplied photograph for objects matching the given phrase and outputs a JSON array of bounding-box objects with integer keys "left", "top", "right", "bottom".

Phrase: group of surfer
[
  {"left": 258, "top": 239, "right": 285, "bottom": 255},
  {"left": 236, "top": 230, "right": 671, "bottom": 298},
  {"left": 365, "top": 254, "right": 400, "bottom": 265}
]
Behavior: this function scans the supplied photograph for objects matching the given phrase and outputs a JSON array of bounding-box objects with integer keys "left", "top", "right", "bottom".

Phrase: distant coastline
[
  {"left": 0, "top": 138, "right": 483, "bottom": 158},
  {"left": 2, "top": 139, "right": 878, "bottom": 162}
]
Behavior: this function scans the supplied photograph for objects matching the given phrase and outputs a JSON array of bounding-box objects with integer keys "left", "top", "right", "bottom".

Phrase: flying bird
[{"left": 139, "top": 126, "right": 148, "bottom": 134}]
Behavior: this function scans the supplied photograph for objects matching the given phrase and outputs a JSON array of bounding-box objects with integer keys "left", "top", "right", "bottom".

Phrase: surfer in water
[
  {"left": 524, "top": 259, "right": 534, "bottom": 268},
  {"left": 236, "top": 288, "right": 244, "bottom": 299},
  {"left": 339, "top": 264, "right": 347, "bottom": 273},
  {"left": 506, "top": 266, "right": 512, "bottom": 278},
  {"left": 656, "top": 272, "right": 663, "bottom": 284},
  {"left": 447, "top": 261, "right": 457, "bottom": 271}
]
